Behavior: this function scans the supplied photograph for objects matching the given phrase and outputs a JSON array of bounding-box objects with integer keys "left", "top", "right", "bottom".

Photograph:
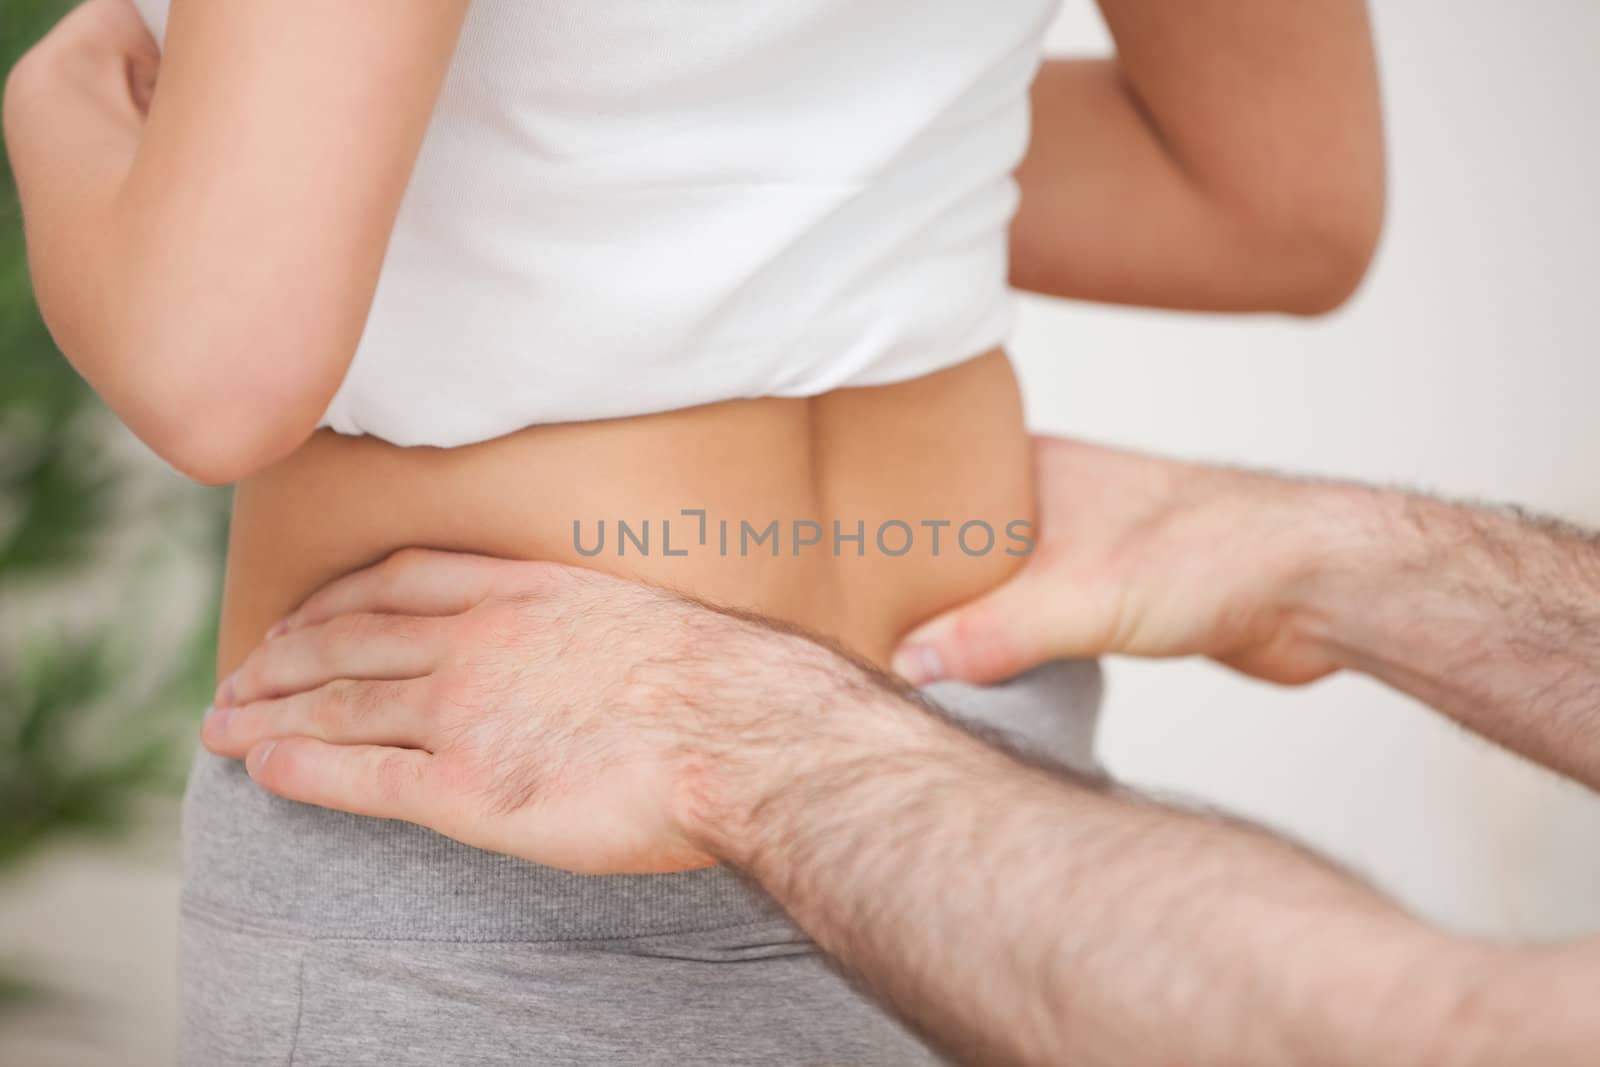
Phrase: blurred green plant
[{"left": 1, "top": 0, "right": 228, "bottom": 1007}]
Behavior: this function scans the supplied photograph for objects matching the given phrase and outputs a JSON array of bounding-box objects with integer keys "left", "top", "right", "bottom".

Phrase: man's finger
[
  {"left": 204, "top": 679, "right": 437, "bottom": 759},
  {"left": 221, "top": 613, "right": 442, "bottom": 707},
  {"left": 245, "top": 738, "right": 441, "bottom": 825},
  {"left": 272, "top": 548, "right": 509, "bottom": 636},
  {"left": 892, "top": 562, "right": 1102, "bottom": 685}
]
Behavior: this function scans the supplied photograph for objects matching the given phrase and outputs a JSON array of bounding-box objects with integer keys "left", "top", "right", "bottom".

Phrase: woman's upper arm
[
  {"left": 1011, "top": 1, "right": 1384, "bottom": 314},
  {"left": 1095, "top": 0, "right": 1385, "bottom": 255},
  {"left": 115, "top": 0, "right": 470, "bottom": 478}
]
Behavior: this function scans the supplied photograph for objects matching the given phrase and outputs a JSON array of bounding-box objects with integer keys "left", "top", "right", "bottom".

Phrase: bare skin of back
[{"left": 218, "top": 348, "right": 1033, "bottom": 678}]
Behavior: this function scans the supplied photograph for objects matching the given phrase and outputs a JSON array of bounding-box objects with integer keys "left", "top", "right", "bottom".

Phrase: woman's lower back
[
  {"left": 187, "top": 348, "right": 1104, "bottom": 1065},
  {"left": 217, "top": 348, "right": 1036, "bottom": 676}
]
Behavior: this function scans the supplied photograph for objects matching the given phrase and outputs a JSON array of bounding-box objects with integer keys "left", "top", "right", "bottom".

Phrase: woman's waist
[
  {"left": 180, "top": 749, "right": 795, "bottom": 944},
  {"left": 181, "top": 660, "right": 1102, "bottom": 944},
  {"left": 219, "top": 349, "right": 1034, "bottom": 675}
]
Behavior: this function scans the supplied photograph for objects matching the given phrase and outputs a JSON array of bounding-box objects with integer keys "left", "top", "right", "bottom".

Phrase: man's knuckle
[
  {"left": 457, "top": 602, "right": 522, "bottom": 654},
  {"left": 417, "top": 672, "right": 459, "bottom": 720},
  {"left": 384, "top": 547, "right": 418, "bottom": 571},
  {"left": 373, "top": 753, "right": 421, "bottom": 801},
  {"left": 372, "top": 553, "right": 410, "bottom": 593},
  {"left": 349, "top": 680, "right": 381, "bottom": 720},
  {"left": 383, "top": 615, "right": 423, "bottom": 645},
  {"left": 315, "top": 615, "right": 359, "bottom": 658},
  {"left": 230, "top": 660, "right": 260, "bottom": 697},
  {"left": 305, "top": 691, "right": 338, "bottom": 735},
  {"left": 314, "top": 681, "right": 360, "bottom": 727},
  {"left": 383, "top": 546, "right": 435, "bottom": 579},
  {"left": 430, "top": 755, "right": 478, "bottom": 796},
  {"left": 514, "top": 559, "right": 568, "bottom": 592}
]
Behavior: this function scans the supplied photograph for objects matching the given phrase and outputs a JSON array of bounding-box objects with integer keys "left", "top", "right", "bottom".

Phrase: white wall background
[
  {"left": 1019, "top": 0, "right": 1600, "bottom": 939},
  {"left": 3, "top": 2, "right": 1598, "bottom": 1064}
]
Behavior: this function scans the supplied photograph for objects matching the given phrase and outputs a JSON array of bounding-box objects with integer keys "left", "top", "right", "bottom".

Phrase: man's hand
[
  {"left": 894, "top": 436, "right": 1375, "bottom": 686},
  {"left": 202, "top": 549, "right": 904, "bottom": 875},
  {"left": 901, "top": 434, "right": 1600, "bottom": 794}
]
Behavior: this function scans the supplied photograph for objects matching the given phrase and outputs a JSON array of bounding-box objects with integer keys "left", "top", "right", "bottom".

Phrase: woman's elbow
[
  {"left": 146, "top": 411, "right": 307, "bottom": 485},
  {"left": 82, "top": 311, "right": 347, "bottom": 483},
  {"left": 1276, "top": 201, "right": 1385, "bottom": 316},
  {"left": 1253, "top": 160, "right": 1387, "bottom": 317},
  {"left": 130, "top": 370, "right": 327, "bottom": 486},
  {"left": 154, "top": 423, "right": 292, "bottom": 486},
  {"left": 1219, "top": 194, "right": 1383, "bottom": 318}
]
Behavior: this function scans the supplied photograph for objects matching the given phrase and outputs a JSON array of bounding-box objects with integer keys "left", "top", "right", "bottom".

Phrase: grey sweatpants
[{"left": 179, "top": 659, "right": 1103, "bottom": 1066}]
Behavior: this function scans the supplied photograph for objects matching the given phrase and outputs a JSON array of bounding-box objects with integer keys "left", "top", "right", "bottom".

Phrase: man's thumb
[{"left": 891, "top": 574, "right": 1057, "bottom": 687}]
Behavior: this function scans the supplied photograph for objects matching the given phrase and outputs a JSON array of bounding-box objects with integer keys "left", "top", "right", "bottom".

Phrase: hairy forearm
[
  {"left": 1292, "top": 487, "right": 1600, "bottom": 790},
  {"left": 687, "top": 649, "right": 1500, "bottom": 1067}
]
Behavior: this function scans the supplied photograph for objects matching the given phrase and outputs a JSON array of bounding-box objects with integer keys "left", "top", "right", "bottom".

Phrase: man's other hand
[{"left": 894, "top": 436, "right": 1375, "bottom": 686}]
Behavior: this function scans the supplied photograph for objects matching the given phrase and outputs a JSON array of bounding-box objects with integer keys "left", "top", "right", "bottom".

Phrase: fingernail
[
  {"left": 891, "top": 643, "right": 945, "bottom": 687},
  {"left": 214, "top": 672, "right": 236, "bottom": 709},
  {"left": 246, "top": 741, "right": 277, "bottom": 776},
  {"left": 202, "top": 705, "right": 232, "bottom": 742}
]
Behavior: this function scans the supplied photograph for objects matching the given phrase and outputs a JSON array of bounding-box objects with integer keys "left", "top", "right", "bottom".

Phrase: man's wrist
[
  {"left": 1273, "top": 480, "right": 1408, "bottom": 665},
  {"left": 1281, "top": 482, "right": 1549, "bottom": 666},
  {"left": 668, "top": 622, "right": 956, "bottom": 872},
  {"left": 1158, "top": 461, "right": 1394, "bottom": 678}
]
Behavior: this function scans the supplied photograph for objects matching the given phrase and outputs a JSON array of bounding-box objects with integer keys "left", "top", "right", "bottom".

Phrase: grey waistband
[{"left": 180, "top": 658, "right": 1102, "bottom": 943}]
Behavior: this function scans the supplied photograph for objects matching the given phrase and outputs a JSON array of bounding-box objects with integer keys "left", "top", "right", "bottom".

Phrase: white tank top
[{"left": 135, "top": 0, "right": 1058, "bottom": 448}]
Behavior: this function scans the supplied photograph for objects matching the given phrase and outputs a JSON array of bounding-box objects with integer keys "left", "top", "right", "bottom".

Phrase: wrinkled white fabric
[{"left": 135, "top": 0, "right": 1058, "bottom": 446}]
